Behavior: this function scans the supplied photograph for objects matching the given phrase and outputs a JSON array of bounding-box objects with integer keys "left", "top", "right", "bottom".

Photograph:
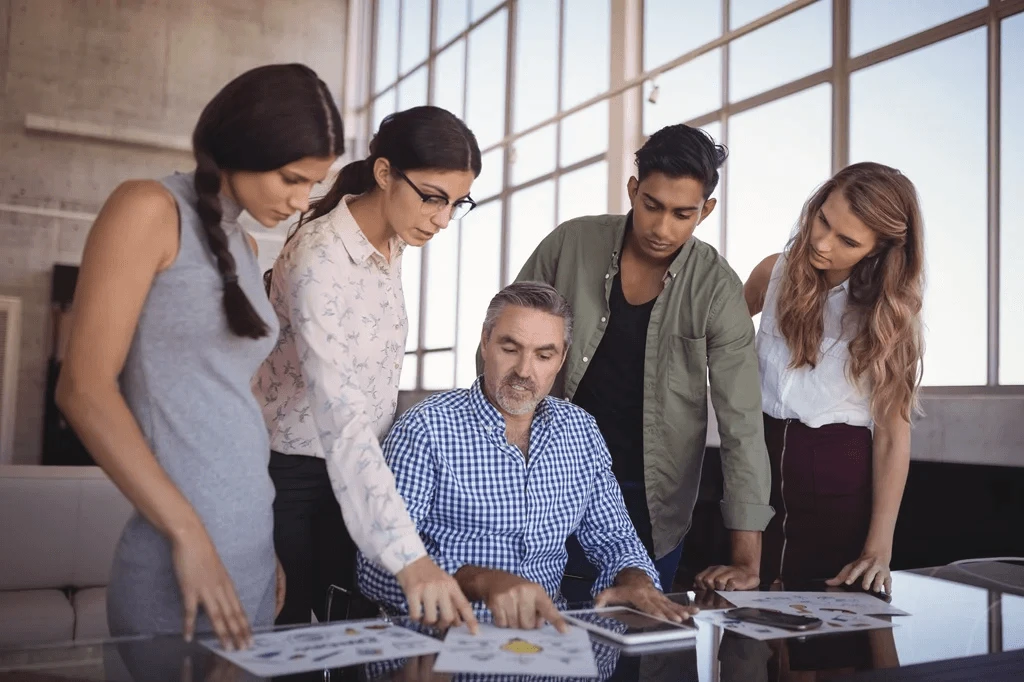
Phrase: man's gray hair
[{"left": 482, "top": 281, "right": 574, "bottom": 349}]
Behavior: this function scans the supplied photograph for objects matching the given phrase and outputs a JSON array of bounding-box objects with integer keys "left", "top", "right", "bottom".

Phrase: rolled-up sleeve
[
  {"left": 706, "top": 277, "right": 775, "bottom": 532},
  {"left": 284, "top": 241, "right": 427, "bottom": 575}
]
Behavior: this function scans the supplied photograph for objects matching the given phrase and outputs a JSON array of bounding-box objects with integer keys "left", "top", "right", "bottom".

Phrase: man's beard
[{"left": 494, "top": 372, "right": 541, "bottom": 416}]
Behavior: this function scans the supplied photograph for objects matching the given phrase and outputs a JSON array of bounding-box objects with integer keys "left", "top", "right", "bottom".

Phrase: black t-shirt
[{"left": 572, "top": 270, "right": 656, "bottom": 484}]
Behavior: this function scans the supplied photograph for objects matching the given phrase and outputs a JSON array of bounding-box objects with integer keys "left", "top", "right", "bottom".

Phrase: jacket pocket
[{"left": 667, "top": 335, "right": 709, "bottom": 404}]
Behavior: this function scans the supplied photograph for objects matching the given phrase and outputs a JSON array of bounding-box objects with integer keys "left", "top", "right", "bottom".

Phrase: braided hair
[{"left": 191, "top": 63, "right": 344, "bottom": 338}]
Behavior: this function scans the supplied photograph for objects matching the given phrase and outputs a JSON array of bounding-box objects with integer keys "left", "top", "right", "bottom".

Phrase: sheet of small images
[
  {"left": 433, "top": 623, "right": 599, "bottom": 677},
  {"left": 202, "top": 619, "right": 442, "bottom": 677},
  {"left": 719, "top": 590, "right": 909, "bottom": 618},
  {"left": 693, "top": 591, "right": 905, "bottom": 641}
]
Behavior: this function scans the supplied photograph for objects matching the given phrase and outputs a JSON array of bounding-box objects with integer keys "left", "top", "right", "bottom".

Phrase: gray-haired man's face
[{"left": 480, "top": 305, "right": 566, "bottom": 419}]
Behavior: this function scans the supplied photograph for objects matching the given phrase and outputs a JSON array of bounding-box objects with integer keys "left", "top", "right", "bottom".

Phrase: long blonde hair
[{"left": 777, "top": 162, "right": 925, "bottom": 423}]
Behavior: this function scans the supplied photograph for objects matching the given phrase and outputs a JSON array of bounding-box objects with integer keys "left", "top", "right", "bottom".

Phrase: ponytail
[
  {"left": 264, "top": 158, "right": 377, "bottom": 296},
  {"left": 194, "top": 150, "right": 270, "bottom": 339},
  {"left": 305, "top": 158, "right": 376, "bottom": 224}
]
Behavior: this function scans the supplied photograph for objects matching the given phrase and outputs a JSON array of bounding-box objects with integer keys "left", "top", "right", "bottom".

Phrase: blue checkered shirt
[{"left": 357, "top": 378, "right": 660, "bottom": 615}]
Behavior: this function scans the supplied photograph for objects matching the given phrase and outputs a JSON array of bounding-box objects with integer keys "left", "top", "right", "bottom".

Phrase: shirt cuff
[
  {"left": 592, "top": 557, "right": 661, "bottom": 595},
  {"left": 720, "top": 500, "right": 775, "bottom": 532},
  {"left": 375, "top": 532, "right": 429, "bottom": 575}
]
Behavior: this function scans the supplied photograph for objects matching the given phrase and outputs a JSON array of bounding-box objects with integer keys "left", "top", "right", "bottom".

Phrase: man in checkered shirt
[{"left": 357, "top": 282, "right": 697, "bottom": 630}]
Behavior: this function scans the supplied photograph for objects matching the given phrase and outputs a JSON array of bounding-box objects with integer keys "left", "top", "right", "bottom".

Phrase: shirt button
[
  {"left": 600, "top": 317, "right": 607, "bottom": 323},
  {"left": 604, "top": 274, "right": 610, "bottom": 279},
  {"left": 582, "top": 356, "right": 589, "bottom": 363}
]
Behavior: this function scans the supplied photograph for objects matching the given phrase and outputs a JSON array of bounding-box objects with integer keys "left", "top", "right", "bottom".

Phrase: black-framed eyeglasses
[{"left": 394, "top": 168, "right": 477, "bottom": 221}]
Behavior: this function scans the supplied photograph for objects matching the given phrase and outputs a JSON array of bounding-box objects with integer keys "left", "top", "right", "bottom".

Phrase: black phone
[{"left": 727, "top": 607, "right": 823, "bottom": 631}]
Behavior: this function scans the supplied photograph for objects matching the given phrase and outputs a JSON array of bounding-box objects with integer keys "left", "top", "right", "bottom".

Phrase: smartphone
[{"left": 726, "top": 607, "right": 823, "bottom": 631}]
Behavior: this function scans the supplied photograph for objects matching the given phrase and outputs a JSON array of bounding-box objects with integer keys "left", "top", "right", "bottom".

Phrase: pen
[{"left": 313, "top": 650, "right": 342, "bottom": 663}]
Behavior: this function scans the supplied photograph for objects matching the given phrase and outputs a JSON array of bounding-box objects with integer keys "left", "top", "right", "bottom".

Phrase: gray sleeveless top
[{"left": 107, "top": 171, "right": 280, "bottom": 636}]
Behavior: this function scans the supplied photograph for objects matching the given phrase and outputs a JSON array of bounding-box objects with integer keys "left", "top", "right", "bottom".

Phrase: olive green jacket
[{"left": 509, "top": 214, "right": 774, "bottom": 557}]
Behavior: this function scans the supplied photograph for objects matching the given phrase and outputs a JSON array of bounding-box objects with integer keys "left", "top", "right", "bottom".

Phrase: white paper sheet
[
  {"left": 694, "top": 608, "right": 896, "bottom": 641},
  {"left": 433, "top": 623, "right": 598, "bottom": 677},
  {"left": 201, "top": 619, "right": 442, "bottom": 677},
  {"left": 715, "top": 590, "right": 910, "bottom": 618}
]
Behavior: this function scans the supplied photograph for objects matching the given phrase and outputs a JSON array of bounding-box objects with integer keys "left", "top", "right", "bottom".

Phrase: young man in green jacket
[{"left": 510, "top": 124, "right": 773, "bottom": 593}]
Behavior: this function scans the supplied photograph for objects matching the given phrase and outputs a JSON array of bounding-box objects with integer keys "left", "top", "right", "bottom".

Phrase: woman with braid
[{"left": 56, "top": 64, "right": 342, "bottom": 649}]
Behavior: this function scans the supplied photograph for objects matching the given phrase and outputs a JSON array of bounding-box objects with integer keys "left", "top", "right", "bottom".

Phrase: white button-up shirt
[
  {"left": 253, "top": 196, "right": 427, "bottom": 574},
  {"left": 756, "top": 253, "right": 873, "bottom": 429}
]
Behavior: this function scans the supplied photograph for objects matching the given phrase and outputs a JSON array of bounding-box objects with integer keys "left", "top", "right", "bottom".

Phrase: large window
[
  {"left": 726, "top": 85, "right": 832, "bottom": 284},
  {"left": 363, "top": 0, "right": 1022, "bottom": 391},
  {"left": 851, "top": 30, "right": 988, "bottom": 386},
  {"left": 368, "top": 0, "right": 611, "bottom": 390},
  {"left": 1001, "top": 11, "right": 1024, "bottom": 385}
]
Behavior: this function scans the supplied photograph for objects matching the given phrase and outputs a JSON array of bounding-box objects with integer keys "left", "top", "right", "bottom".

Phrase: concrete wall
[{"left": 0, "top": 0, "right": 347, "bottom": 464}]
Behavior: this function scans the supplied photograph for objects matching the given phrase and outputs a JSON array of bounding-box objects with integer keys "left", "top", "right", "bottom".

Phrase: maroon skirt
[{"left": 760, "top": 414, "right": 873, "bottom": 584}]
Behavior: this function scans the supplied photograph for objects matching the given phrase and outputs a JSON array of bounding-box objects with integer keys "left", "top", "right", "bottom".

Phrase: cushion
[
  {"left": 72, "top": 479, "right": 133, "bottom": 587},
  {"left": 0, "top": 589, "right": 75, "bottom": 646},
  {"left": 71, "top": 587, "right": 109, "bottom": 640},
  {"left": 0, "top": 470, "right": 79, "bottom": 590}
]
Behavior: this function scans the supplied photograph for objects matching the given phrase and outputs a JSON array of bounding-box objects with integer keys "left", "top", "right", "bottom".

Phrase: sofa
[{"left": 0, "top": 465, "right": 133, "bottom": 647}]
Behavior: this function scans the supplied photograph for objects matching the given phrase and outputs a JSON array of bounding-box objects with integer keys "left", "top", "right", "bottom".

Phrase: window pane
[
  {"left": 643, "top": 48, "right": 722, "bottom": 136},
  {"left": 1001, "top": 12, "right": 1024, "bottom": 385},
  {"left": 400, "top": 353, "right": 418, "bottom": 390},
  {"left": 558, "top": 161, "right": 608, "bottom": 225},
  {"left": 1004, "top": 594, "right": 1024, "bottom": 651},
  {"left": 511, "top": 124, "right": 557, "bottom": 186},
  {"left": 696, "top": 121, "right": 723, "bottom": 253},
  {"left": 424, "top": 222, "right": 460, "bottom": 349},
  {"left": 472, "top": 0, "right": 504, "bottom": 21},
  {"left": 466, "top": 10, "right": 508, "bottom": 149},
  {"left": 644, "top": 0, "right": 720, "bottom": 69},
  {"left": 402, "top": 246, "right": 423, "bottom": 352},
  {"left": 514, "top": 0, "right": 559, "bottom": 131},
  {"left": 851, "top": 0, "right": 986, "bottom": 56},
  {"left": 562, "top": 0, "right": 610, "bottom": 110},
  {"left": 371, "top": 89, "right": 397, "bottom": 131},
  {"left": 433, "top": 40, "right": 466, "bottom": 117},
  {"left": 507, "top": 180, "right": 556, "bottom": 284},
  {"left": 374, "top": 0, "right": 399, "bottom": 91},
  {"left": 851, "top": 29, "right": 986, "bottom": 386},
  {"left": 437, "top": 0, "right": 469, "bottom": 46},
  {"left": 729, "top": 0, "right": 831, "bottom": 103},
  {"left": 397, "top": 66, "right": 428, "bottom": 110},
  {"left": 726, "top": 84, "right": 832, "bottom": 288},
  {"left": 474, "top": 147, "right": 504, "bottom": 201},
  {"left": 422, "top": 351, "right": 456, "bottom": 389},
  {"left": 456, "top": 200, "right": 503, "bottom": 386},
  {"left": 730, "top": 0, "right": 791, "bottom": 29},
  {"left": 560, "top": 101, "right": 608, "bottom": 167},
  {"left": 400, "top": 0, "right": 430, "bottom": 73}
]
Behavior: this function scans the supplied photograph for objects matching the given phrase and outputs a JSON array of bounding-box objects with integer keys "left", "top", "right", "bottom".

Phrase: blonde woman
[{"left": 742, "top": 162, "right": 924, "bottom": 594}]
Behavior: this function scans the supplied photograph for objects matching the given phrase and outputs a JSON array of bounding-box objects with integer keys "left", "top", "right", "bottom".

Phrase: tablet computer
[{"left": 562, "top": 606, "right": 699, "bottom": 646}]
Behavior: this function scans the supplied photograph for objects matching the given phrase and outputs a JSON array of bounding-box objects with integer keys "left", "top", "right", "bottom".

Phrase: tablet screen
[{"left": 570, "top": 608, "right": 694, "bottom": 635}]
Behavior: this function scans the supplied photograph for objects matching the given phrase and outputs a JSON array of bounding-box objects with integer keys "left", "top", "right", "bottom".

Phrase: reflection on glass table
[{"left": 2, "top": 561, "right": 1023, "bottom": 681}]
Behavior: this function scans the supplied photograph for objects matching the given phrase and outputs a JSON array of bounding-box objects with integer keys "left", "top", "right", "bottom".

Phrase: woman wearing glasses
[{"left": 253, "top": 106, "right": 481, "bottom": 630}]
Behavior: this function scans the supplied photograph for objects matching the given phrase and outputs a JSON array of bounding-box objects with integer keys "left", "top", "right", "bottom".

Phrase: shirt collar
[
  {"left": 469, "top": 377, "right": 555, "bottom": 436},
  {"left": 334, "top": 195, "right": 408, "bottom": 266},
  {"left": 609, "top": 211, "right": 696, "bottom": 283},
  {"left": 831, "top": 277, "right": 851, "bottom": 294}
]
